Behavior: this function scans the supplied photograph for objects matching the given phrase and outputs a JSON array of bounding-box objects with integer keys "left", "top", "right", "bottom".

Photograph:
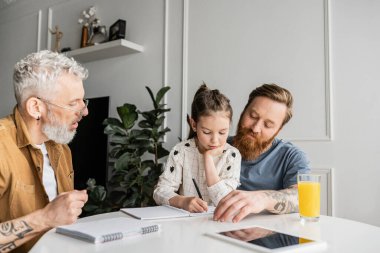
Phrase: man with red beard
[
  {"left": 213, "top": 84, "right": 309, "bottom": 223},
  {"left": 0, "top": 51, "right": 88, "bottom": 252}
]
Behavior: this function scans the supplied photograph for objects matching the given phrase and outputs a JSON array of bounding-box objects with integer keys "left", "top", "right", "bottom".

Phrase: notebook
[
  {"left": 55, "top": 217, "right": 160, "bottom": 243},
  {"left": 121, "top": 205, "right": 215, "bottom": 220}
]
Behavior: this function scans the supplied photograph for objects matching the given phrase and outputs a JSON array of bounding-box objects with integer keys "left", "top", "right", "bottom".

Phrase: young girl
[{"left": 153, "top": 84, "right": 241, "bottom": 212}]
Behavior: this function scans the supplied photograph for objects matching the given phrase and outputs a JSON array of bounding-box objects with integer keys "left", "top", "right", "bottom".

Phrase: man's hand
[
  {"left": 214, "top": 187, "right": 299, "bottom": 223},
  {"left": 0, "top": 190, "right": 88, "bottom": 252},
  {"left": 41, "top": 190, "right": 88, "bottom": 228},
  {"left": 213, "top": 190, "right": 268, "bottom": 223},
  {"left": 169, "top": 195, "right": 208, "bottom": 212}
]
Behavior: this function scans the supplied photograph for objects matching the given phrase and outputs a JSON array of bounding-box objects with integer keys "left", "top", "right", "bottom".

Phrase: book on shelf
[
  {"left": 55, "top": 217, "right": 160, "bottom": 243},
  {"left": 121, "top": 205, "right": 216, "bottom": 220}
]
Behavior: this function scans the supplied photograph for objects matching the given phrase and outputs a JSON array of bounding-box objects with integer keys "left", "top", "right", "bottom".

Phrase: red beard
[{"left": 233, "top": 126, "right": 278, "bottom": 160}]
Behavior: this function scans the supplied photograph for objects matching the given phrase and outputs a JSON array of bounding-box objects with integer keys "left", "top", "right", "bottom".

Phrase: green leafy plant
[
  {"left": 83, "top": 86, "right": 171, "bottom": 216},
  {"left": 83, "top": 178, "right": 113, "bottom": 215}
]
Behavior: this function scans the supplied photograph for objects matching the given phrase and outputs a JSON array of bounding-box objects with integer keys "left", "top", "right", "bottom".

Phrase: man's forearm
[
  {"left": 0, "top": 210, "right": 48, "bottom": 252},
  {"left": 0, "top": 219, "right": 34, "bottom": 252},
  {"left": 263, "top": 187, "right": 299, "bottom": 214}
]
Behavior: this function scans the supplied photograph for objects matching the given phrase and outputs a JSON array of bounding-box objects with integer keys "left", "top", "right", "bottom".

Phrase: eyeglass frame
[{"left": 36, "top": 97, "right": 89, "bottom": 116}]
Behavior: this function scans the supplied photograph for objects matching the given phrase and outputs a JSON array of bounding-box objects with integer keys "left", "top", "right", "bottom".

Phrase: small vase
[{"left": 80, "top": 26, "right": 89, "bottom": 48}]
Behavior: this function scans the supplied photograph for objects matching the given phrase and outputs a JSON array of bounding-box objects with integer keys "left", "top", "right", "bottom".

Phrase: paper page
[
  {"left": 121, "top": 205, "right": 215, "bottom": 220},
  {"left": 121, "top": 206, "right": 190, "bottom": 220},
  {"left": 189, "top": 206, "right": 215, "bottom": 217}
]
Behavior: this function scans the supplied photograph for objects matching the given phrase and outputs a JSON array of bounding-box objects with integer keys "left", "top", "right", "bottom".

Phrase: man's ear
[{"left": 25, "top": 97, "right": 42, "bottom": 120}]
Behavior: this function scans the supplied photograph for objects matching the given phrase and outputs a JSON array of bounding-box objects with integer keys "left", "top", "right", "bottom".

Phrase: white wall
[
  {"left": 185, "top": 0, "right": 330, "bottom": 141},
  {"left": 1, "top": 0, "right": 379, "bottom": 227},
  {"left": 317, "top": 0, "right": 380, "bottom": 226}
]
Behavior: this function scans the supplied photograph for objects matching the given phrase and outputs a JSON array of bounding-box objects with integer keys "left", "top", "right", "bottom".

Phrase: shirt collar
[
  {"left": 14, "top": 106, "right": 34, "bottom": 148},
  {"left": 14, "top": 106, "right": 59, "bottom": 149}
]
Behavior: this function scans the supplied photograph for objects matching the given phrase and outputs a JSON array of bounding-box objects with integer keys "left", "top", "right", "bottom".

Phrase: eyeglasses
[{"left": 37, "top": 97, "right": 89, "bottom": 116}]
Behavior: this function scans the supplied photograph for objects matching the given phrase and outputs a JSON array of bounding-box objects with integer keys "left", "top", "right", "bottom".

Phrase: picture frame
[{"left": 109, "top": 19, "right": 126, "bottom": 41}]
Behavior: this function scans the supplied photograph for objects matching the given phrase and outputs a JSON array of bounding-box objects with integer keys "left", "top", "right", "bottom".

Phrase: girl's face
[{"left": 191, "top": 111, "right": 231, "bottom": 153}]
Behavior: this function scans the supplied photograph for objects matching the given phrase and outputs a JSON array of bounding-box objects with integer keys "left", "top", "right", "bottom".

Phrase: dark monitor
[{"left": 69, "top": 96, "right": 109, "bottom": 190}]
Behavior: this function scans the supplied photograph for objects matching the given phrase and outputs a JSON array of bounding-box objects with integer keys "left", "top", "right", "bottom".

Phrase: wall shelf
[{"left": 65, "top": 39, "right": 144, "bottom": 62}]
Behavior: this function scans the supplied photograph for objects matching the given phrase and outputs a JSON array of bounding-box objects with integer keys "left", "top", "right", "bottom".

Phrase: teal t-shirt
[{"left": 229, "top": 137, "right": 310, "bottom": 191}]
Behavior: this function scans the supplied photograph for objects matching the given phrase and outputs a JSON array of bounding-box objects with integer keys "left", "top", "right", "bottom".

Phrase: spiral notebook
[{"left": 56, "top": 217, "right": 160, "bottom": 243}]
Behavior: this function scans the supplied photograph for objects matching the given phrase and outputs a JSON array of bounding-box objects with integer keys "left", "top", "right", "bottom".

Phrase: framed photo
[{"left": 109, "top": 19, "right": 126, "bottom": 41}]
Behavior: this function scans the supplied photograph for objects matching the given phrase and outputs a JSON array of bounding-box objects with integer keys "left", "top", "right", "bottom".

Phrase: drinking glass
[{"left": 298, "top": 173, "right": 321, "bottom": 222}]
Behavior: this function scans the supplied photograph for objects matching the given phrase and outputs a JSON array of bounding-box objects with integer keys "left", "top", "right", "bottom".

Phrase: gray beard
[{"left": 42, "top": 110, "right": 76, "bottom": 144}]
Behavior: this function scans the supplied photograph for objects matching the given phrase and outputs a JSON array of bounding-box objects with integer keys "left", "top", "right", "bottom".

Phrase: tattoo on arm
[
  {"left": 0, "top": 242, "right": 16, "bottom": 252},
  {"left": 0, "top": 220, "right": 33, "bottom": 252},
  {"left": 264, "top": 188, "right": 299, "bottom": 214},
  {"left": 0, "top": 220, "right": 33, "bottom": 238}
]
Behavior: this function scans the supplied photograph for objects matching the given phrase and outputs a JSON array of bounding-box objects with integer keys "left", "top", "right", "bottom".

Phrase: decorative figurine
[{"left": 49, "top": 25, "right": 63, "bottom": 52}]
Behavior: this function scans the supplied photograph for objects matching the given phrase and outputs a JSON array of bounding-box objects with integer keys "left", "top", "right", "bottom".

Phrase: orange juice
[
  {"left": 299, "top": 237, "right": 313, "bottom": 244},
  {"left": 298, "top": 181, "right": 320, "bottom": 219}
]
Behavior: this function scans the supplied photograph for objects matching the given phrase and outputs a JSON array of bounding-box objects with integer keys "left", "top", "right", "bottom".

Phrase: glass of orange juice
[{"left": 298, "top": 173, "right": 321, "bottom": 222}]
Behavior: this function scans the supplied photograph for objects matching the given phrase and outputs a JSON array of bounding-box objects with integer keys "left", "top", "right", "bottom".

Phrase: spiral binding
[
  {"left": 101, "top": 232, "right": 123, "bottom": 242},
  {"left": 141, "top": 225, "right": 160, "bottom": 234},
  {"left": 100, "top": 225, "right": 159, "bottom": 242}
]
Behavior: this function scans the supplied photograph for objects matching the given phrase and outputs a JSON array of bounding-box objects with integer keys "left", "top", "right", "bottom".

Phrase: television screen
[{"left": 69, "top": 96, "right": 109, "bottom": 190}]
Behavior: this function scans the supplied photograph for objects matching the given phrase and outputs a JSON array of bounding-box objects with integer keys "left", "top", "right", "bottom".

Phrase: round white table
[{"left": 30, "top": 211, "right": 380, "bottom": 253}]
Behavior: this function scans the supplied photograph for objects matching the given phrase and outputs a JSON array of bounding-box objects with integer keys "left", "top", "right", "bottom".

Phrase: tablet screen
[{"left": 218, "top": 227, "right": 315, "bottom": 250}]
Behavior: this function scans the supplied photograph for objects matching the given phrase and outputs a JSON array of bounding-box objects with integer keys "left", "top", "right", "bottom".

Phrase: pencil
[{"left": 192, "top": 178, "right": 203, "bottom": 200}]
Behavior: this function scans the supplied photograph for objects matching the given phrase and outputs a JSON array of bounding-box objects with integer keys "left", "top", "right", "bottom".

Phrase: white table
[{"left": 30, "top": 211, "right": 380, "bottom": 253}]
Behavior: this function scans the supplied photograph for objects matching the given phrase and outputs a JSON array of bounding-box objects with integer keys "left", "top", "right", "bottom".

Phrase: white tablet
[{"left": 206, "top": 226, "right": 327, "bottom": 252}]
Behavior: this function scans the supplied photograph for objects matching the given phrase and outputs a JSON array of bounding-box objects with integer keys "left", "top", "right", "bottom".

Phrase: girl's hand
[
  {"left": 203, "top": 144, "right": 225, "bottom": 187},
  {"left": 182, "top": 196, "right": 208, "bottom": 212},
  {"left": 204, "top": 144, "right": 225, "bottom": 157},
  {"left": 169, "top": 196, "right": 208, "bottom": 213}
]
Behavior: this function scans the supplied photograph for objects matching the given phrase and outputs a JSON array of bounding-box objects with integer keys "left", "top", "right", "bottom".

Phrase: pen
[{"left": 192, "top": 178, "right": 203, "bottom": 200}]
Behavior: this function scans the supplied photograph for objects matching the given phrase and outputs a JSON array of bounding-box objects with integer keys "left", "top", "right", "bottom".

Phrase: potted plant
[{"left": 83, "top": 86, "right": 171, "bottom": 216}]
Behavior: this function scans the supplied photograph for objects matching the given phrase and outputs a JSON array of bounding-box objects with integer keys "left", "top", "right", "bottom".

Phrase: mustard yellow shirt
[{"left": 0, "top": 107, "right": 74, "bottom": 252}]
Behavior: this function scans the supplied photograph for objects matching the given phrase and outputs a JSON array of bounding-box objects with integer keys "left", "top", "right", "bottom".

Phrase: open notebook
[
  {"left": 121, "top": 205, "right": 215, "bottom": 220},
  {"left": 56, "top": 217, "right": 160, "bottom": 243}
]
